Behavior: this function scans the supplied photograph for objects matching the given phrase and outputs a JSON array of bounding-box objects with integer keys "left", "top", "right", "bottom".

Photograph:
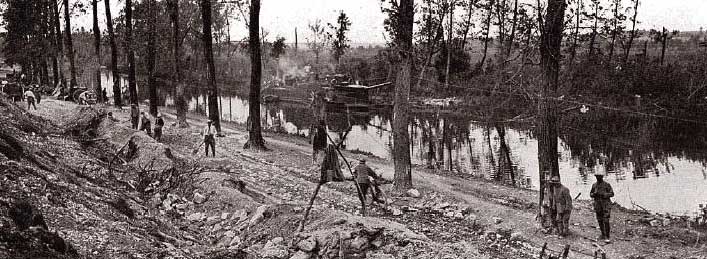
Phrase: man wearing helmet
[{"left": 590, "top": 171, "right": 614, "bottom": 243}]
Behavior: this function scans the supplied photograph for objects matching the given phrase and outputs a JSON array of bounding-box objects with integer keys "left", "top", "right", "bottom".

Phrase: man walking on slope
[
  {"left": 202, "top": 119, "right": 217, "bottom": 157},
  {"left": 590, "top": 171, "right": 614, "bottom": 243},
  {"left": 353, "top": 158, "right": 384, "bottom": 204},
  {"left": 550, "top": 176, "right": 573, "bottom": 237}
]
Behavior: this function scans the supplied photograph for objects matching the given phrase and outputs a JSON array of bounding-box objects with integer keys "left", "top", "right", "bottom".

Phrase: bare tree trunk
[
  {"left": 244, "top": 0, "right": 267, "bottom": 150},
  {"left": 479, "top": 0, "right": 494, "bottom": 70},
  {"left": 608, "top": 0, "right": 619, "bottom": 62},
  {"left": 92, "top": 0, "right": 102, "bottom": 102},
  {"left": 201, "top": 0, "right": 221, "bottom": 132},
  {"left": 660, "top": 27, "right": 667, "bottom": 65},
  {"left": 588, "top": 2, "right": 598, "bottom": 58},
  {"left": 569, "top": 0, "right": 582, "bottom": 63},
  {"left": 505, "top": 0, "right": 519, "bottom": 59},
  {"left": 537, "top": 0, "right": 566, "bottom": 216},
  {"left": 47, "top": 2, "right": 59, "bottom": 88},
  {"left": 393, "top": 0, "right": 414, "bottom": 190},
  {"left": 105, "top": 0, "right": 122, "bottom": 106},
  {"left": 444, "top": 0, "right": 454, "bottom": 90},
  {"left": 52, "top": 0, "right": 66, "bottom": 89},
  {"left": 63, "top": 0, "right": 77, "bottom": 94},
  {"left": 125, "top": 0, "right": 138, "bottom": 107},
  {"left": 623, "top": 0, "right": 639, "bottom": 63},
  {"left": 169, "top": 0, "right": 188, "bottom": 127},
  {"left": 147, "top": 0, "right": 158, "bottom": 115}
]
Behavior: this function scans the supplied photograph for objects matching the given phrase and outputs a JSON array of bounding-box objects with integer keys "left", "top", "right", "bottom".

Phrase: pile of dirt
[{"left": 0, "top": 97, "right": 206, "bottom": 258}]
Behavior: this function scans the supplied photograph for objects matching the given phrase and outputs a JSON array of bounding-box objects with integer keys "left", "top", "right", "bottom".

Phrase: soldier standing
[
  {"left": 590, "top": 171, "right": 614, "bottom": 243},
  {"left": 550, "top": 176, "right": 573, "bottom": 237}
]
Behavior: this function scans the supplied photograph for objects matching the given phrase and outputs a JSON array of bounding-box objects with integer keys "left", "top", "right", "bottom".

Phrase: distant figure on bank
[
  {"left": 353, "top": 158, "right": 384, "bottom": 204},
  {"left": 130, "top": 104, "right": 139, "bottom": 129},
  {"left": 35, "top": 88, "right": 41, "bottom": 104},
  {"left": 311, "top": 120, "right": 327, "bottom": 164},
  {"left": 102, "top": 89, "right": 108, "bottom": 103},
  {"left": 202, "top": 119, "right": 217, "bottom": 157},
  {"left": 154, "top": 113, "right": 164, "bottom": 141},
  {"left": 590, "top": 171, "right": 614, "bottom": 243},
  {"left": 23, "top": 89, "right": 36, "bottom": 110},
  {"left": 139, "top": 112, "right": 152, "bottom": 136},
  {"left": 550, "top": 176, "right": 573, "bottom": 237}
]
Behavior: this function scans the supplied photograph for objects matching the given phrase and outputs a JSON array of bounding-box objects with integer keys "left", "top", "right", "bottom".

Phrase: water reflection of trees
[{"left": 559, "top": 110, "right": 707, "bottom": 181}]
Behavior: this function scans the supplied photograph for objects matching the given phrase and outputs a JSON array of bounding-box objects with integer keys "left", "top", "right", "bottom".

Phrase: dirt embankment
[{"left": 0, "top": 97, "right": 497, "bottom": 259}]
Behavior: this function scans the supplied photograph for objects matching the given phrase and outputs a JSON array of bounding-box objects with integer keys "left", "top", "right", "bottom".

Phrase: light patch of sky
[{"left": 63, "top": 0, "right": 707, "bottom": 43}]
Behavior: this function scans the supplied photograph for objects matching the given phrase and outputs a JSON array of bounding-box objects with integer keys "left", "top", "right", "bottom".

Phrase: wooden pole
[
  {"left": 298, "top": 182, "right": 323, "bottom": 232},
  {"left": 324, "top": 132, "right": 367, "bottom": 216},
  {"left": 540, "top": 242, "right": 547, "bottom": 258},
  {"left": 562, "top": 244, "right": 570, "bottom": 258}
]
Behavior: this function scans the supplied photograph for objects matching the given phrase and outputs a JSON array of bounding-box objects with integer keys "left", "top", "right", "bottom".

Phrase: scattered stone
[
  {"left": 493, "top": 217, "right": 503, "bottom": 224},
  {"left": 206, "top": 216, "right": 221, "bottom": 225},
  {"left": 391, "top": 207, "right": 403, "bottom": 216},
  {"left": 229, "top": 236, "right": 241, "bottom": 247},
  {"left": 662, "top": 218, "right": 671, "bottom": 226},
  {"left": 510, "top": 232, "right": 523, "bottom": 241},
  {"left": 297, "top": 236, "right": 317, "bottom": 252},
  {"left": 349, "top": 236, "right": 369, "bottom": 252},
  {"left": 221, "top": 212, "right": 230, "bottom": 220},
  {"left": 174, "top": 203, "right": 188, "bottom": 210},
  {"left": 223, "top": 230, "right": 236, "bottom": 238},
  {"left": 212, "top": 223, "right": 222, "bottom": 233},
  {"left": 261, "top": 237, "right": 288, "bottom": 258},
  {"left": 331, "top": 218, "right": 347, "bottom": 225},
  {"left": 453, "top": 212, "right": 464, "bottom": 219},
  {"left": 250, "top": 205, "right": 271, "bottom": 226},
  {"left": 401, "top": 206, "right": 418, "bottom": 212},
  {"left": 193, "top": 192, "right": 206, "bottom": 204},
  {"left": 405, "top": 189, "right": 421, "bottom": 198},
  {"left": 649, "top": 219, "right": 662, "bottom": 227},
  {"left": 187, "top": 212, "right": 205, "bottom": 222},
  {"left": 290, "top": 251, "right": 311, "bottom": 259}
]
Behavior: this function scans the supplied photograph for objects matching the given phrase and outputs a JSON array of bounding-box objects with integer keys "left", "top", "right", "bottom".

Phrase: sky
[{"left": 65, "top": 0, "right": 707, "bottom": 45}]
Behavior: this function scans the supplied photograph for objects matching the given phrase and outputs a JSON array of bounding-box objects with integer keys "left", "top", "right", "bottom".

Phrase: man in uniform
[
  {"left": 353, "top": 158, "right": 384, "bottom": 204},
  {"left": 202, "top": 119, "right": 217, "bottom": 157},
  {"left": 590, "top": 171, "right": 614, "bottom": 243},
  {"left": 550, "top": 176, "right": 573, "bottom": 237}
]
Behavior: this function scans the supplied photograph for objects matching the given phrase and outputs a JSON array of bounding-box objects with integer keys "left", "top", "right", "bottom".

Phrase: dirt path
[{"left": 30, "top": 98, "right": 707, "bottom": 258}]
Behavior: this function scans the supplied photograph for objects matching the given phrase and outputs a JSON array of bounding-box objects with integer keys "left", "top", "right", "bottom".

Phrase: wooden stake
[
  {"left": 324, "top": 132, "right": 366, "bottom": 216},
  {"left": 540, "top": 242, "right": 547, "bottom": 258},
  {"left": 298, "top": 182, "right": 323, "bottom": 232},
  {"left": 562, "top": 244, "right": 570, "bottom": 258}
]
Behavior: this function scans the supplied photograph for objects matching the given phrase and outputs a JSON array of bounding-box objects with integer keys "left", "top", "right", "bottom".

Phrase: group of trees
[{"left": 1, "top": 0, "right": 267, "bottom": 149}]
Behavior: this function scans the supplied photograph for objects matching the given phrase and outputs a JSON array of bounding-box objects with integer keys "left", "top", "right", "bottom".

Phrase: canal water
[{"left": 158, "top": 88, "right": 707, "bottom": 218}]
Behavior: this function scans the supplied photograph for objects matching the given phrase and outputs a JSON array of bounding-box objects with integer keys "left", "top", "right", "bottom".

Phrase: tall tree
[
  {"left": 147, "top": 0, "right": 158, "bottom": 115},
  {"left": 586, "top": 0, "right": 602, "bottom": 58},
  {"left": 201, "top": 0, "right": 221, "bottom": 132},
  {"left": 537, "top": 0, "right": 566, "bottom": 215},
  {"left": 63, "top": 0, "right": 78, "bottom": 94},
  {"left": 92, "top": 0, "right": 102, "bottom": 102},
  {"left": 53, "top": 0, "right": 67, "bottom": 89},
  {"left": 48, "top": 1, "right": 60, "bottom": 88},
  {"left": 393, "top": 0, "right": 414, "bottom": 190},
  {"left": 169, "top": 0, "right": 188, "bottom": 127},
  {"left": 478, "top": 0, "right": 495, "bottom": 70},
  {"left": 243, "top": 0, "right": 266, "bottom": 150},
  {"left": 606, "top": 0, "right": 624, "bottom": 62},
  {"left": 444, "top": 0, "right": 455, "bottom": 89},
  {"left": 622, "top": 0, "right": 639, "bottom": 63},
  {"left": 125, "top": 0, "right": 138, "bottom": 106},
  {"left": 569, "top": 0, "right": 583, "bottom": 63},
  {"left": 105, "top": 0, "right": 122, "bottom": 106},
  {"left": 327, "top": 11, "right": 352, "bottom": 65}
]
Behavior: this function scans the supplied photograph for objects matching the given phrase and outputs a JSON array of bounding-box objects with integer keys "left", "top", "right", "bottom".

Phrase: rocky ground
[{"left": 0, "top": 96, "right": 705, "bottom": 258}]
